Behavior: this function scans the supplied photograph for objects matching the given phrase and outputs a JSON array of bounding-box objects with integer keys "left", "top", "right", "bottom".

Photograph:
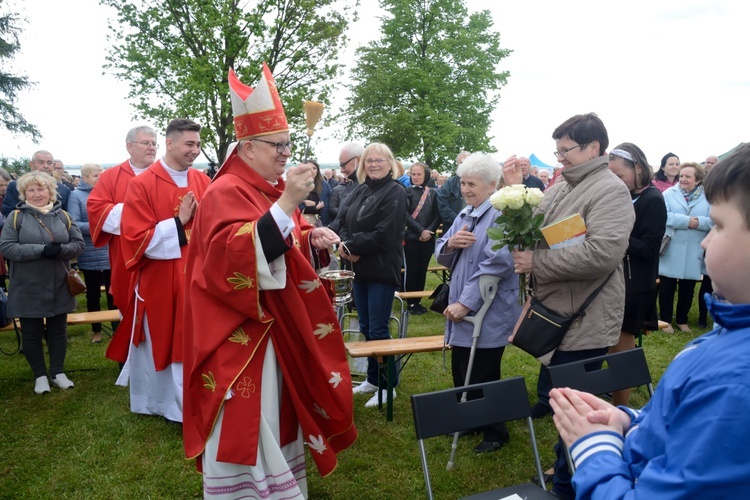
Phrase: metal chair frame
[
  {"left": 411, "top": 377, "right": 557, "bottom": 499},
  {"left": 548, "top": 347, "right": 655, "bottom": 473}
]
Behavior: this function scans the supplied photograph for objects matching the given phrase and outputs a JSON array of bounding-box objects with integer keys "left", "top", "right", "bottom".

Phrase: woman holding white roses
[
  {"left": 435, "top": 153, "right": 521, "bottom": 455},
  {"left": 504, "top": 113, "right": 634, "bottom": 500}
]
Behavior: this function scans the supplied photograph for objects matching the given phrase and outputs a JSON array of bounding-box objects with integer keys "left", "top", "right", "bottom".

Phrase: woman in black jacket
[
  {"left": 607, "top": 142, "right": 666, "bottom": 405},
  {"left": 403, "top": 161, "right": 440, "bottom": 315},
  {"left": 337, "top": 142, "right": 407, "bottom": 408}
]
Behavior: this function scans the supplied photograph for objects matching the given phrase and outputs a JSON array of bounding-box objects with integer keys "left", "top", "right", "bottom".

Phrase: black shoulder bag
[
  {"left": 511, "top": 271, "right": 614, "bottom": 358},
  {"left": 428, "top": 252, "right": 460, "bottom": 313}
]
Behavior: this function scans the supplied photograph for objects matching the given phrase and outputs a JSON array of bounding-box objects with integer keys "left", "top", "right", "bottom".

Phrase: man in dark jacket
[
  {"left": 436, "top": 151, "right": 470, "bottom": 229},
  {"left": 54, "top": 160, "right": 76, "bottom": 191},
  {"left": 519, "top": 156, "right": 546, "bottom": 191},
  {"left": 328, "top": 142, "right": 364, "bottom": 233},
  {"left": 2, "top": 150, "right": 71, "bottom": 216},
  {"left": 324, "top": 168, "right": 339, "bottom": 188}
]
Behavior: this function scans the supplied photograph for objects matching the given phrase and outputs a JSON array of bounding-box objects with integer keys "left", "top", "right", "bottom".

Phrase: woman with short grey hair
[
  {"left": 435, "top": 153, "right": 521, "bottom": 454},
  {"left": 456, "top": 153, "right": 502, "bottom": 186}
]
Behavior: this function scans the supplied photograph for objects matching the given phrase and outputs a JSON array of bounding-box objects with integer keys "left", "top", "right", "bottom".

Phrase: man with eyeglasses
[
  {"left": 105, "top": 119, "right": 210, "bottom": 425},
  {"left": 2, "top": 150, "right": 71, "bottom": 216},
  {"left": 183, "top": 64, "right": 355, "bottom": 498},
  {"left": 54, "top": 160, "right": 75, "bottom": 190},
  {"left": 88, "top": 125, "right": 158, "bottom": 319},
  {"left": 328, "top": 142, "right": 364, "bottom": 230}
]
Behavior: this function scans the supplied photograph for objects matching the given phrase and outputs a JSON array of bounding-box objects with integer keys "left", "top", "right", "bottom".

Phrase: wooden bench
[
  {"left": 395, "top": 290, "right": 434, "bottom": 300},
  {"left": 345, "top": 335, "right": 448, "bottom": 421},
  {"left": 0, "top": 309, "right": 121, "bottom": 333},
  {"left": 401, "top": 264, "right": 449, "bottom": 283}
]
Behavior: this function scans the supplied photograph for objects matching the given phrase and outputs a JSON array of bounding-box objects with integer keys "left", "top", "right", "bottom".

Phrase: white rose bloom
[
  {"left": 505, "top": 185, "right": 526, "bottom": 210},
  {"left": 525, "top": 188, "right": 544, "bottom": 206},
  {"left": 490, "top": 190, "right": 507, "bottom": 210}
]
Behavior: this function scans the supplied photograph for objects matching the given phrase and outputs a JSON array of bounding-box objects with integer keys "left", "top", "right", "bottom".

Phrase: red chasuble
[
  {"left": 183, "top": 152, "right": 357, "bottom": 476},
  {"left": 106, "top": 161, "right": 210, "bottom": 370},
  {"left": 87, "top": 160, "right": 136, "bottom": 312}
]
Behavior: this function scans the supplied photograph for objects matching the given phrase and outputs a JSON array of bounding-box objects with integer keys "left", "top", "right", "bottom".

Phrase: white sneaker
[
  {"left": 52, "top": 373, "right": 75, "bottom": 390},
  {"left": 34, "top": 376, "right": 51, "bottom": 394},
  {"left": 364, "top": 389, "right": 395, "bottom": 408},
  {"left": 352, "top": 380, "right": 378, "bottom": 394}
]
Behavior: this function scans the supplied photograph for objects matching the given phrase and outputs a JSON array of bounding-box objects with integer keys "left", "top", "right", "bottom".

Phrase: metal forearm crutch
[{"left": 447, "top": 274, "right": 501, "bottom": 470}]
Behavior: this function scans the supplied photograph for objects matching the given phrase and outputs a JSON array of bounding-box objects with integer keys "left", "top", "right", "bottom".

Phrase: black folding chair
[
  {"left": 548, "top": 347, "right": 654, "bottom": 399},
  {"left": 411, "top": 377, "right": 557, "bottom": 499},
  {"left": 548, "top": 347, "right": 654, "bottom": 472}
]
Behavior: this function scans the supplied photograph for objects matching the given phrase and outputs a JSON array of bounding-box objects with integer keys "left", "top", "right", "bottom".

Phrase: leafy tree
[
  {"left": 0, "top": 2, "right": 41, "bottom": 141},
  {"left": 101, "top": 0, "right": 356, "bottom": 164},
  {"left": 345, "top": 0, "right": 510, "bottom": 172},
  {"left": 0, "top": 154, "right": 28, "bottom": 176}
]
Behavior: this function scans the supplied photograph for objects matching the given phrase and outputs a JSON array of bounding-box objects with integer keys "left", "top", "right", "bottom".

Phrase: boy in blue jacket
[{"left": 550, "top": 143, "right": 750, "bottom": 499}]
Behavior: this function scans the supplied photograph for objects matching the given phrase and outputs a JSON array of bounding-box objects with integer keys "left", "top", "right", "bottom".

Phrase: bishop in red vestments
[
  {"left": 183, "top": 65, "right": 356, "bottom": 499},
  {"left": 112, "top": 119, "right": 210, "bottom": 423}
]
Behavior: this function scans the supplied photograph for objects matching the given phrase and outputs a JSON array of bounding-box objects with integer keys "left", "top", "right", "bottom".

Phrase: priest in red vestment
[
  {"left": 112, "top": 118, "right": 210, "bottom": 423},
  {"left": 183, "top": 64, "right": 357, "bottom": 499},
  {"left": 88, "top": 126, "right": 157, "bottom": 317}
]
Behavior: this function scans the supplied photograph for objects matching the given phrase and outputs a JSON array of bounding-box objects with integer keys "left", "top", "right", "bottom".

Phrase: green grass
[{"left": 0, "top": 277, "right": 711, "bottom": 499}]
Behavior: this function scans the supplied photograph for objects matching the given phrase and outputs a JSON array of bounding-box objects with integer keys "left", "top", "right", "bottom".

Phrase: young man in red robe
[
  {"left": 112, "top": 119, "right": 210, "bottom": 423},
  {"left": 88, "top": 126, "right": 158, "bottom": 336},
  {"left": 183, "top": 64, "right": 357, "bottom": 498}
]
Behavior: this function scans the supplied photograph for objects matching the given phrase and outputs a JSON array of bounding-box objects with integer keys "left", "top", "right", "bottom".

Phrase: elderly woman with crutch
[{"left": 435, "top": 153, "right": 521, "bottom": 454}]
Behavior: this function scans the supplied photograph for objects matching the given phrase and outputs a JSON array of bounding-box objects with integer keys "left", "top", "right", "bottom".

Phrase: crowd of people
[{"left": 3, "top": 60, "right": 748, "bottom": 498}]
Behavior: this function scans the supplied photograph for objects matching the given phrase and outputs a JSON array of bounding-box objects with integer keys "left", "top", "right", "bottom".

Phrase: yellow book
[{"left": 541, "top": 213, "right": 587, "bottom": 249}]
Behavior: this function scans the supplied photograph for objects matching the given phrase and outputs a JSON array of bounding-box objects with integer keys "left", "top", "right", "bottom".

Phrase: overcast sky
[{"left": 2, "top": 0, "right": 748, "bottom": 170}]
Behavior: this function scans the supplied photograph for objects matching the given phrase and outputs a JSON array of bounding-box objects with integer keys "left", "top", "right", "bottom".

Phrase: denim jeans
[{"left": 353, "top": 279, "right": 398, "bottom": 387}]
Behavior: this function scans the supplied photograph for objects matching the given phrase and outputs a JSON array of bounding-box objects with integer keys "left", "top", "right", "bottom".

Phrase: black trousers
[
  {"left": 545, "top": 347, "right": 609, "bottom": 499},
  {"left": 698, "top": 275, "right": 713, "bottom": 325},
  {"left": 403, "top": 239, "right": 435, "bottom": 306},
  {"left": 81, "top": 269, "right": 117, "bottom": 333},
  {"left": 20, "top": 314, "right": 68, "bottom": 379},
  {"left": 658, "top": 276, "right": 697, "bottom": 324},
  {"left": 451, "top": 345, "right": 509, "bottom": 443}
]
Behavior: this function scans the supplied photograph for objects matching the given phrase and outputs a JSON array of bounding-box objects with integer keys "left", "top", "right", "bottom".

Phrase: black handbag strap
[
  {"left": 0, "top": 319, "right": 21, "bottom": 356},
  {"left": 571, "top": 271, "right": 615, "bottom": 319},
  {"left": 446, "top": 207, "right": 491, "bottom": 282},
  {"left": 445, "top": 249, "right": 462, "bottom": 283}
]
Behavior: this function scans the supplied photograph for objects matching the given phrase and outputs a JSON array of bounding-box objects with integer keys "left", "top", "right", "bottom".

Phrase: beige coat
[{"left": 532, "top": 156, "right": 634, "bottom": 351}]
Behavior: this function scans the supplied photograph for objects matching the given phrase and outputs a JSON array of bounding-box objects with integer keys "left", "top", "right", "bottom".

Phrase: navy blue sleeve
[{"left": 2, "top": 182, "right": 19, "bottom": 217}]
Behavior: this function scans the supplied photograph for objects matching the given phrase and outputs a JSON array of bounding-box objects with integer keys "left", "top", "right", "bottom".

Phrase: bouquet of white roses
[{"left": 487, "top": 184, "right": 545, "bottom": 303}]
